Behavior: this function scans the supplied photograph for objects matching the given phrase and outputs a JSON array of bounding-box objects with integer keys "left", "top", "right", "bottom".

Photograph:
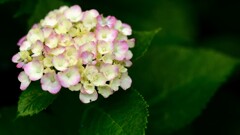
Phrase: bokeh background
[{"left": 0, "top": 0, "right": 240, "bottom": 135}]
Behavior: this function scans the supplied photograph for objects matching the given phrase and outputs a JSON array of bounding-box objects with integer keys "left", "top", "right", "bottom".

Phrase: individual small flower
[
  {"left": 100, "top": 64, "right": 119, "bottom": 80},
  {"left": 57, "top": 67, "right": 81, "bottom": 88},
  {"left": 12, "top": 4, "right": 135, "bottom": 103},
  {"left": 41, "top": 71, "right": 61, "bottom": 94},
  {"left": 24, "top": 60, "right": 44, "bottom": 81},
  {"left": 64, "top": 5, "right": 83, "bottom": 22},
  {"left": 113, "top": 41, "right": 129, "bottom": 61},
  {"left": 79, "top": 90, "right": 98, "bottom": 104},
  {"left": 52, "top": 54, "right": 69, "bottom": 71},
  {"left": 96, "top": 26, "right": 118, "bottom": 42},
  {"left": 97, "top": 40, "right": 114, "bottom": 54}
]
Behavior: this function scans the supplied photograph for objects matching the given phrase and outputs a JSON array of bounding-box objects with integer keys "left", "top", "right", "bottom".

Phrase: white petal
[
  {"left": 64, "top": 5, "right": 83, "bottom": 22},
  {"left": 120, "top": 73, "right": 132, "bottom": 90},
  {"left": 110, "top": 78, "right": 120, "bottom": 91},
  {"left": 79, "top": 90, "right": 98, "bottom": 104},
  {"left": 52, "top": 55, "right": 69, "bottom": 71}
]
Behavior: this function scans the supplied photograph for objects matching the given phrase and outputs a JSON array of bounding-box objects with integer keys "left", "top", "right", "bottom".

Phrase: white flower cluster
[{"left": 12, "top": 5, "right": 134, "bottom": 103}]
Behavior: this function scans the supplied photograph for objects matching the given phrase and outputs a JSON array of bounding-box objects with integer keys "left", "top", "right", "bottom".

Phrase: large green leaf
[
  {"left": 132, "top": 28, "right": 161, "bottom": 61},
  {"left": 130, "top": 44, "right": 238, "bottom": 134},
  {"left": 79, "top": 89, "right": 149, "bottom": 135},
  {"left": 0, "top": 106, "right": 65, "bottom": 135},
  {"left": 18, "top": 82, "right": 57, "bottom": 117}
]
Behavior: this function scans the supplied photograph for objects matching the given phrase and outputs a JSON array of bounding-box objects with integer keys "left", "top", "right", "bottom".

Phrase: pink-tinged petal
[
  {"left": 96, "top": 15, "right": 105, "bottom": 27},
  {"left": 97, "top": 40, "right": 114, "bottom": 54},
  {"left": 69, "top": 83, "right": 82, "bottom": 91},
  {"left": 57, "top": 67, "right": 81, "bottom": 88},
  {"left": 50, "top": 47, "right": 65, "bottom": 56},
  {"left": 74, "top": 32, "right": 96, "bottom": 47},
  {"left": 82, "top": 9, "right": 99, "bottom": 30},
  {"left": 59, "top": 34, "right": 73, "bottom": 47},
  {"left": 97, "top": 15, "right": 117, "bottom": 28},
  {"left": 42, "top": 27, "right": 53, "bottom": 39},
  {"left": 110, "top": 78, "right": 120, "bottom": 91},
  {"left": 17, "top": 35, "right": 26, "bottom": 46},
  {"left": 120, "top": 73, "right": 132, "bottom": 90},
  {"left": 125, "top": 60, "right": 132, "bottom": 67},
  {"left": 80, "top": 51, "right": 94, "bottom": 65},
  {"left": 79, "top": 41, "right": 97, "bottom": 57},
  {"left": 45, "top": 32, "right": 59, "bottom": 49},
  {"left": 96, "top": 26, "right": 118, "bottom": 42},
  {"left": 42, "top": 11, "right": 58, "bottom": 27},
  {"left": 27, "top": 27, "right": 44, "bottom": 43},
  {"left": 79, "top": 90, "right": 98, "bottom": 104},
  {"left": 59, "top": 6, "right": 69, "bottom": 13},
  {"left": 64, "top": 5, "right": 83, "bottom": 22},
  {"left": 12, "top": 53, "right": 21, "bottom": 63},
  {"left": 55, "top": 19, "right": 73, "bottom": 34},
  {"left": 52, "top": 54, "right": 69, "bottom": 71},
  {"left": 20, "top": 41, "right": 31, "bottom": 51},
  {"left": 17, "top": 62, "right": 25, "bottom": 68},
  {"left": 127, "top": 38, "right": 135, "bottom": 48},
  {"left": 125, "top": 50, "right": 133, "bottom": 60},
  {"left": 98, "top": 86, "right": 113, "bottom": 98},
  {"left": 41, "top": 72, "right": 61, "bottom": 94},
  {"left": 121, "top": 23, "right": 132, "bottom": 36},
  {"left": 105, "top": 16, "right": 117, "bottom": 28},
  {"left": 18, "top": 71, "right": 31, "bottom": 90},
  {"left": 31, "top": 40, "right": 43, "bottom": 56},
  {"left": 114, "top": 41, "right": 129, "bottom": 61},
  {"left": 24, "top": 61, "right": 44, "bottom": 81},
  {"left": 100, "top": 64, "right": 119, "bottom": 80}
]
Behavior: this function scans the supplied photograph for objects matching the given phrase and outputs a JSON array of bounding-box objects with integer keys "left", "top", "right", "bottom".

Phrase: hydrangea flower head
[{"left": 12, "top": 5, "right": 134, "bottom": 103}]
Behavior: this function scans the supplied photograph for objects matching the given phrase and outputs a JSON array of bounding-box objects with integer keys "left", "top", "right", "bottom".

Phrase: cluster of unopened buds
[{"left": 12, "top": 5, "right": 134, "bottom": 103}]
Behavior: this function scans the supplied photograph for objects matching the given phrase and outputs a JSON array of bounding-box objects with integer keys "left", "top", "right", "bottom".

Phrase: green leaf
[
  {"left": 27, "top": 0, "right": 68, "bottom": 27},
  {"left": 130, "top": 45, "right": 238, "bottom": 134},
  {"left": 79, "top": 89, "right": 149, "bottom": 135},
  {"left": 0, "top": 106, "right": 66, "bottom": 135},
  {"left": 18, "top": 82, "right": 57, "bottom": 117},
  {"left": 132, "top": 28, "right": 161, "bottom": 61}
]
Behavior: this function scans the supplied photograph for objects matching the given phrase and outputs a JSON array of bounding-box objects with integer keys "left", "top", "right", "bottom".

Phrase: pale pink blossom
[{"left": 12, "top": 4, "right": 135, "bottom": 103}]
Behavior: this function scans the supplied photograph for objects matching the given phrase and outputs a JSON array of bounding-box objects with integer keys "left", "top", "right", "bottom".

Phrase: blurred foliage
[
  {"left": 0, "top": 0, "right": 240, "bottom": 135},
  {"left": 130, "top": 44, "right": 238, "bottom": 134}
]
